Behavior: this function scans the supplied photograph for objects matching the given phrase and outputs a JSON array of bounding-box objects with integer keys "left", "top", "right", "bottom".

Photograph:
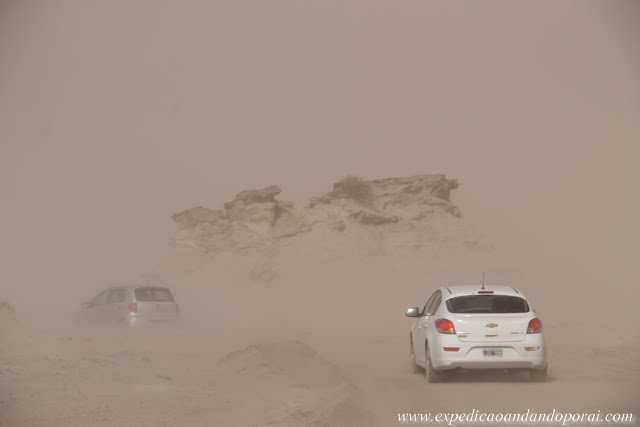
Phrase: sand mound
[
  {"left": 222, "top": 340, "right": 349, "bottom": 386},
  {"left": 221, "top": 340, "right": 372, "bottom": 427}
]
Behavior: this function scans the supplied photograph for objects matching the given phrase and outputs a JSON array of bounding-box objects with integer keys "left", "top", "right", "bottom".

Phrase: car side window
[
  {"left": 422, "top": 291, "right": 438, "bottom": 316},
  {"left": 430, "top": 291, "right": 442, "bottom": 315},
  {"left": 107, "top": 289, "right": 126, "bottom": 304},
  {"left": 91, "top": 290, "right": 110, "bottom": 306}
]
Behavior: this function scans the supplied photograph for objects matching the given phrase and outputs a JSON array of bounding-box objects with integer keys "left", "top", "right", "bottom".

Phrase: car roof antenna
[{"left": 481, "top": 272, "right": 485, "bottom": 290}]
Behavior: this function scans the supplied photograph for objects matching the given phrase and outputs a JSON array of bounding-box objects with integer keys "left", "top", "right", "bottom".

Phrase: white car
[{"left": 405, "top": 285, "right": 547, "bottom": 382}]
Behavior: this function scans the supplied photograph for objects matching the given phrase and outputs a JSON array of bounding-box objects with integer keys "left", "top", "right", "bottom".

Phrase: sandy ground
[
  {"left": 2, "top": 263, "right": 638, "bottom": 427},
  {"left": 1, "top": 1, "right": 639, "bottom": 425}
]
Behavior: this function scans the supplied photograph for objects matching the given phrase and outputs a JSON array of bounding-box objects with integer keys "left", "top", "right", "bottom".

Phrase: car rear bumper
[
  {"left": 128, "top": 314, "right": 180, "bottom": 328},
  {"left": 431, "top": 335, "right": 547, "bottom": 371}
]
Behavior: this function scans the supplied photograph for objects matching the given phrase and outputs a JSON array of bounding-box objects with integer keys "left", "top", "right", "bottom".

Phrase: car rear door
[
  {"left": 105, "top": 288, "right": 129, "bottom": 323},
  {"left": 413, "top": 290, "right": 441, "bottom": 364},
  {"left": 86, "top": 289, "right": 112, "bottom": 324}
]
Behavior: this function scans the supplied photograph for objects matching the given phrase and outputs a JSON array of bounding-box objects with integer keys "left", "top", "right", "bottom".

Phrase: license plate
[{"left": 483, "top": 348, "right": 503, "bottom": 357}]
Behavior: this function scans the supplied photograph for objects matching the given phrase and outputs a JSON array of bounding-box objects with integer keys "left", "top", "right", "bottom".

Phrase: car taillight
[
  {"left": 129, "top": 302, "right": 138, "bottom": 313},
  {"left": 527, "top": 318, "right": 542, "bottom": 334},
  {"left": 435, "top": 318, "right": 456, "bottom": 334}
]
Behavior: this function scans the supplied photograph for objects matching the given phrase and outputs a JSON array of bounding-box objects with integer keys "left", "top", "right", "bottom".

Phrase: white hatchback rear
[{"left": 406, "top": 285, "right": 547, "bottom": 382}]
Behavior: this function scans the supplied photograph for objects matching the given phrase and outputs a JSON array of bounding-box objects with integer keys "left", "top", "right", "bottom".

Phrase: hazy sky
[{"left": 1, "top": 1, "right": 638, "bottom": 305}]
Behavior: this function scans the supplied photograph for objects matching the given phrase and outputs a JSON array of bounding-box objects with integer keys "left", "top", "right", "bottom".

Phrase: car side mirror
[{"left": 405, "top": 307, "right": 420, "bottom": 317}]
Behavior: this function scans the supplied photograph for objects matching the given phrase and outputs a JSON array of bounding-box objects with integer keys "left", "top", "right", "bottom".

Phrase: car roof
[{"left": 441, "top": 285, "right": 523, "bottom": 296}]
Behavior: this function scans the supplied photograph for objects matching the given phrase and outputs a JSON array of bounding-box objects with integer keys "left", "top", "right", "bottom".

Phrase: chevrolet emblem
[{"left": 485, "top": 323, "right": 498, "bottom": 328}]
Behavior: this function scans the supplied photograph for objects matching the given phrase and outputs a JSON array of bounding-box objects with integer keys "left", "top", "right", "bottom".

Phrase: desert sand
[
  {"left": 2, "top": 176, "right": 638, "bottom": 426},
  {"left": 1, "top": 1, "right": 639, "bottom": 426}
]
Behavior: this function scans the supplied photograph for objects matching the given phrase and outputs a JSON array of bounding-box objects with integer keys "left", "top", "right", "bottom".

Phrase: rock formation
[
  {"left": 153, "top": 173, "right": 497, "bottom": 285},
  {"left": 170, "top": 174, "right": 461, "bottom": 251}
]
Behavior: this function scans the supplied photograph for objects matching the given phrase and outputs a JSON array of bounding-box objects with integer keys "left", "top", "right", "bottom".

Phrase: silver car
[{"left": 81, "top": 286, "right": 180, "bottom": 327}]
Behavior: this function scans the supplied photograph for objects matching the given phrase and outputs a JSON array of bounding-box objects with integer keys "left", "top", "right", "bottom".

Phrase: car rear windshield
[
  {"left": 446, "top": 295, "right": 529, "bottom": 313},
  {"left": 134, "top": 288, "right": 175, "bottom": 302}
]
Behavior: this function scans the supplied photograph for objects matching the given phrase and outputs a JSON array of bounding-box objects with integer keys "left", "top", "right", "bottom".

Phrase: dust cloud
[{"left": 1, "top": 1, "right": 639, "bottom": 426}]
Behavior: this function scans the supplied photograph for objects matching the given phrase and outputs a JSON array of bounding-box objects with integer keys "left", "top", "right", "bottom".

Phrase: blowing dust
[{"left": 1, "top": 1, "right": 639, "bottom": 426}]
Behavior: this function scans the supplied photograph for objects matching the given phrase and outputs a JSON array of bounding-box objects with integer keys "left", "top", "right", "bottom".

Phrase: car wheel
[
  {"left": 409, "top": 338, "right": 422, "bottom": 373},
  {"left": 424, "top": 343, "right": 443, "bottom": 383},
  {"left": 529, "top": 366, "right": 547, "bottom": 382}
]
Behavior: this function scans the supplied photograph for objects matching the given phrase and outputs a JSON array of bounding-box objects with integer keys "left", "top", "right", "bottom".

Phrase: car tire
[
  {"left": 529, "top": 366, "right": 547, "bottom": 382},
  {"left": 409, "top": 338, "right": 422, "bottom": 374},
  {"left": 425, "top": 343, "right": 443, "bottom": 383}
]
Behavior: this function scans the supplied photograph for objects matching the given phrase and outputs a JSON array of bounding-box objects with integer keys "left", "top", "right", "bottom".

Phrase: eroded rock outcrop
[
  {"left": 170, "top": 174, "right": 462, "bottom": 251},
  {"left": 151, "top": 173, "right": 501, "bottom": 285}
]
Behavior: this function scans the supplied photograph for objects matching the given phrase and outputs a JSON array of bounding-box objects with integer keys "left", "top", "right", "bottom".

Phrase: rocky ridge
[
  {"left": 171, "top": 174, "right": 462, "bottom": 252},
  {"left": 155, "top": 174, "right": 497, "bottom": 285}
]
